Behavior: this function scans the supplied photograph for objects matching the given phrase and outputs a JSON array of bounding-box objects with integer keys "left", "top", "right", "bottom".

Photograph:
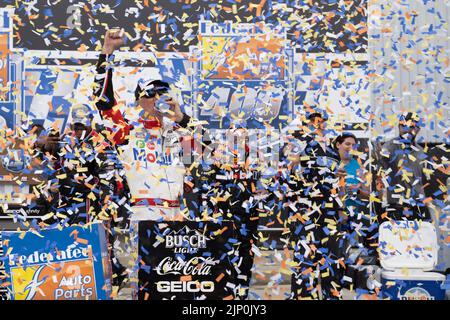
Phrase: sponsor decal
[
  {"left": 400, "top": 287, "right": 434, "bottom": 300},
  {"left": 10, "top": 259, "right": 97, "bottom": 300},
  {"left": 156, "top": 257, "right": 214, "bottom": 276},
  {"left": 137, "top": 221, "right": 234, "bottom": 299},
  {"left": 165, "top": 226, "right": 207, "bottom": 252},
  {"left": 2, "top": 223, "right": 112, "bottom": 300},
  {"left": 156, "top": 280, "right": 214, "bottom": 293},
  {"left": 194, "top": 21, "right": 293, "bottom": 129}
]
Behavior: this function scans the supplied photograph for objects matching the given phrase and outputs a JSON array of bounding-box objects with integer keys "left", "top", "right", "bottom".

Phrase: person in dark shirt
[
  {"left": 183, "top": 124, "right": 264, "bottom": 299},
  {"left": 31, "top": 105, "right": 131, "bottom": 289},
  {"left": 375, "top": 112, "right": 431, "bottom": 222},
  {"left": 283, "top": 111, "right": 346, "bottom": 300}
]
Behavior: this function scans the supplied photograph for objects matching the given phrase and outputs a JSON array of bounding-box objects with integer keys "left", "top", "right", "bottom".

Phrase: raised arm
[{"left": 93, "top": 29, "right": 131, "bottom": 146}]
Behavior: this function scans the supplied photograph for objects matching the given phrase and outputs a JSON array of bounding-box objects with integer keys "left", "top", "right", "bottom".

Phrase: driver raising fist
[{"left": 93, "top": 29, "right": 201, "bottom": 222}]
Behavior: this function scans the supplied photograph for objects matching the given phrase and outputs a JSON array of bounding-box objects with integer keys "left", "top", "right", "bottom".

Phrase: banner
[
  {"left": 10, "top": 1, "right": 367, "bottom": 53},
  {"left": 137, "top": 220, "right": 236, "bottom": 300},
  {"left": 0, "top": 33, "right": 8, "bottom": 101},
  {"left": 0, "top": 8, "right": 21, "bottom": 131},
  {"left": 193, "top": 21, "right": 294, "bottom": 129},
  {"left": 1, "top": 222, "right": 112, "bottom": 300}
]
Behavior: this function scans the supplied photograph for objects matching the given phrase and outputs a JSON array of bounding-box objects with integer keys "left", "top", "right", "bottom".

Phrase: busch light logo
[
  {"left": 165, "top": 226, "right": 207, "bottom": 253},
  {"left": 400, "top": 287, "right": 434, "bottom": 300},
  {"left": 1, "top": 149, "right": 31, "bottom": 173}
]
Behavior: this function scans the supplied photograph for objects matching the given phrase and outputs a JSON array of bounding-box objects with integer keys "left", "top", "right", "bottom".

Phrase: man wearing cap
[
  {"left": 93, "top": 30, "right": 226, "bottom": 299},
  {"left": 282, "top": 111, "right": 346, "bottom": 300},
  {"left": 375, "top": 112, "right": 431, "bottom": 221},
  {"left": 93, "top": 30, "right": 204, "bottom": 223}
]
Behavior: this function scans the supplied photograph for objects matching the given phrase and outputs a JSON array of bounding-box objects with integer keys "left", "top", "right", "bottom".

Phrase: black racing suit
[
  {"left": 184, "top": 161, "right": 260, "bottom": 299},
  {"left": 282, "top": 134, "right": 346, "bottom": 300}
]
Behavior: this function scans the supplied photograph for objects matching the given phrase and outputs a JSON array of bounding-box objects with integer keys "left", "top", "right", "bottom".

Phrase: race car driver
[{"left": 93, "top": 29, "right": 204, "bottom": 222}]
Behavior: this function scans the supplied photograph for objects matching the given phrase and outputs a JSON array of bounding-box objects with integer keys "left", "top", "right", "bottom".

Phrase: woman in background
[{"left": 334, "top": 133, "right": 374, "bottom": 255}]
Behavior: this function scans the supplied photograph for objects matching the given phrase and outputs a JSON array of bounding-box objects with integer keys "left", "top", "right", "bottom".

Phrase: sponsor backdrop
[
  {"left": 11, "top": 1, "right": 367, "bottom": 53},
  {"left": 137, "top": 220, "right": 235, "bottom": 300},
  {"left": 0, "top": 222, "right": 112, "bottom": 300},
  {"left": 0, "top": 3, "right": 370, "bottom": 214},
  {"left": 0, "top": 2, "right": 368, "bottom": 132},
  {"left": 0, "top": 2, "right": 369, "bottom": 300}
]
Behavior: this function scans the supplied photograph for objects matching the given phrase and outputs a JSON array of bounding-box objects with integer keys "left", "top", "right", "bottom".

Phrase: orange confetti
[
  {"left": 180, "top": 275, "right": 192, "bottom": 282},
  {"left": 215, "top": 273, "right": 225, "bottom": 282}
]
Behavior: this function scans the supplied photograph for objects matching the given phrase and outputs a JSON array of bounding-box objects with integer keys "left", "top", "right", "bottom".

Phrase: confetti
[{"left": 0, "top": 0, "right": 448, "bottom": 302}]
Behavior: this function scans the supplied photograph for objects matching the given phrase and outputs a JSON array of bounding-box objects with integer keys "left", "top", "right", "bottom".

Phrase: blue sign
[{"left": 1, "top": 223, "right": 112, "bottom": 300}]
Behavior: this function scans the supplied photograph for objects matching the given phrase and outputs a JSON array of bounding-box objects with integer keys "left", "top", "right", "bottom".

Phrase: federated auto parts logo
[
  {"left": 400, "top": 287, "right": 434, "bottom": 300},
  {"left": 22, "top": 265, "right": 46, "bottom": 300},
  {"left": 11, "top": 260, "right": 97, "bottom": 300},
  {"left": 8, "top": 244, "right": 98, "bottom": 300}
]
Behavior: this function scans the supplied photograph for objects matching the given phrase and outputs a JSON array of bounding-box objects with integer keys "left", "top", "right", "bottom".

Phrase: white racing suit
[
  {"left": 93, "top": 54, "right": 200, "bottom": 296},
  {"left": 93, "top": 53, "right": 195, "bottom": 220}
]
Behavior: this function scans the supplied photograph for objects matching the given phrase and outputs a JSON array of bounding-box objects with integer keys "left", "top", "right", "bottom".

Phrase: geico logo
[
  {"left": 156, "top": 281, "right": 214, "bottom": 293},
  {"left": 165, "top": 234, "right": 207, "bottom": 249}
]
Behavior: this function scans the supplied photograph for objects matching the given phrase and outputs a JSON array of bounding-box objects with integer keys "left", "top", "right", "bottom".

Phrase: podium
[{"left": 136, "top": 220, "right": 236, "bottom": 300}]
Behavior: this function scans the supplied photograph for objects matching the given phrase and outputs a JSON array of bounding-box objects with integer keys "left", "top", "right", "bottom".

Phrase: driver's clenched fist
[{"left": 102, "top": 28, "right": 125, "bottom": 54}]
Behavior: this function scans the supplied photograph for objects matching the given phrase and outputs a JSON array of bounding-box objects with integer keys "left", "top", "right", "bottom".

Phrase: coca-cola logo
[{"left": 156, "top": 256, "right": 216, "bottom": 276}]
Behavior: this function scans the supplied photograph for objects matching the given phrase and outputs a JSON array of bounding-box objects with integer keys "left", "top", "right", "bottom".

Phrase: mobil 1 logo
[{"left": 138, "top": 220, "right": 235, "bottom": 300}]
